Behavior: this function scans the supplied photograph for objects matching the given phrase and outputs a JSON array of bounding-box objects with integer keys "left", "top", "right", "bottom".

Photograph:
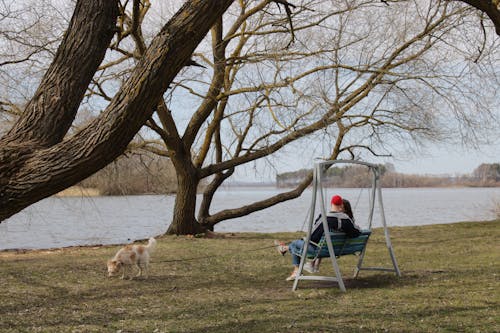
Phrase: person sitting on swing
[
  {"left": 274, "top": 194, "right": 361, "bottom": 281},
  {"left": 304, "top": 198, "right": 356, "bottom": 273}
]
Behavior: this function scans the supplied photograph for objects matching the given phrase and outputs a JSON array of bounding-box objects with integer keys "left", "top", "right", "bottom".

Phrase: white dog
[{"left": 107, "top": 237, "right": 156, "bottom": 279}]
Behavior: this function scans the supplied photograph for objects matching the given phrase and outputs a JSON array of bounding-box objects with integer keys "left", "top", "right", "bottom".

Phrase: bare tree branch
[
  {"left": 0, "top": 0, "right": 235, "bottom": 221},
  {"left": 458, "top": 0, "right": 500, "bottom": 35}
]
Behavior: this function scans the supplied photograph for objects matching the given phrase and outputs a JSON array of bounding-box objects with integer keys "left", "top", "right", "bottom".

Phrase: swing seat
[
  {"left": 293, "top": 230, "right": 371, "bottom": 259},
  {"left": 316, "top": 229, "right": 371, "bottom": 257}
]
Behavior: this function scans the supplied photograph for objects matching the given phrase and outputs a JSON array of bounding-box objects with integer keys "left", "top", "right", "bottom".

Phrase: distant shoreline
[
  {"left": 55, "top": 183, "right": 500, "bottom": 197},
  {"left": 55, "top": 186, "right": 101, "bottom": 197}
]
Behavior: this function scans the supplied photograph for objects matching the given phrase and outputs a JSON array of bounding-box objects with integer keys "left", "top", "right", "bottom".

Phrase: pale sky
[
  {"left": 234, "top": 140, "right": 500, "bottom": 182},
  {"left": 378, "top": 142, "right": 500, "bottom": 176}
]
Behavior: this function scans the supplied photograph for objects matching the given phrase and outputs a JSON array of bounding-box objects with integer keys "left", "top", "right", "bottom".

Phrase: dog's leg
[
  {"left": 120, "top": 265, "right": 127, "bottom": 279},
  {"left": 135, "top": 262, "right": 142, "bottom": 277},
  {"left": 143, "top": 261, "right": 149, "bottom": 279}
]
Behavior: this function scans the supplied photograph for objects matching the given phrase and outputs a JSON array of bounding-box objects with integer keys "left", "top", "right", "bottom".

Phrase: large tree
[
  {"left": 116, "top": 0, "right": 497, "bottom": 234},
  {"left": 0, "top": 0, "right": 498, "bottom": 231},
  {"left": 0, "top": 0, "right": 235, "bottom": 221}
]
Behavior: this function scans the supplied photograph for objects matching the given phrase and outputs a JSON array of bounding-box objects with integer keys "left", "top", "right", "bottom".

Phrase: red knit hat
[{"left": 331, "top": 195, "right": 343, "bottom": 206}]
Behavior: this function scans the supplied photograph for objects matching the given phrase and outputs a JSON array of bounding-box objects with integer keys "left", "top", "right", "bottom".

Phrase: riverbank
[{"left": 1, "top": 221, "right": 498, "bottom": 332}]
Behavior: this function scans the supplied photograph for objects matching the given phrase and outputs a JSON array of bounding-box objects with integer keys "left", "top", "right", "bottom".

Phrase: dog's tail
[{"left": 146, "top": 237, "right": 157, "bottom": 253}]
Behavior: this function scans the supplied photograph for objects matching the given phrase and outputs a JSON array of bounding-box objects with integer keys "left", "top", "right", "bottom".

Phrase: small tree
[{"left": 472, "top": 163, "right": 500, "bottom": 185}]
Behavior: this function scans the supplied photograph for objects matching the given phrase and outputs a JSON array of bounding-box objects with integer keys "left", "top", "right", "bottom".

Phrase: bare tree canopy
[
  {"left": 459, "top": 0, "right": 500, "bottom": 35},
  {"left": 0, "top": 0, "right": 234, "bottom": 221},
  {"left": 0, "top": 0, "right": 498, "bottom": 234},
  {"left": 93, "top": 0, "right": 496, "bottom": 234}
]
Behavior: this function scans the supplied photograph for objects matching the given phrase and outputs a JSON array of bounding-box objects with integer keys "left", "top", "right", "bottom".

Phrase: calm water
[{"left": 1, "top": 187, "right": 499, "bottom": 250}]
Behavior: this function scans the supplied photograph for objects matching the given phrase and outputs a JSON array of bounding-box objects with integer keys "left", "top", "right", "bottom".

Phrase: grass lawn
[{"left": 1, "top": 221, "right": 499, "bottom": 333}]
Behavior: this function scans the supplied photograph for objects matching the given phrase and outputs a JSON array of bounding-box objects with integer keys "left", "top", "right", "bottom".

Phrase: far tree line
[
  {"left": 75, "top": 159, "right": 500, "bottom": 195},
  {"left": 78, "top": 152, "right": 177, "bottom": 195},
  {"left": 276, "top": 163, "right": 500, "bottom": 188}
]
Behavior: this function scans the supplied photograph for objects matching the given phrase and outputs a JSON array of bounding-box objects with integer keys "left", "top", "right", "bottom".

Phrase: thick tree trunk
[
  {"left": 0, "top": 0, "right": 119, "bottom": 220},
  {"left": 166, "top": 161, "right": 205, "bottom": 235},
  {"left": 3, "top": 0, "right": 119, "bottom": 147},
  {"left": 0, "top": 0, "right": 235, "bottom": 222}
]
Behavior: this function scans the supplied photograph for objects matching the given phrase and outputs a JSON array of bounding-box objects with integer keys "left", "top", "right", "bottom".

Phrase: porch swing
[{"left": 291, "top": 159, "right": 401, "bottom": 292}]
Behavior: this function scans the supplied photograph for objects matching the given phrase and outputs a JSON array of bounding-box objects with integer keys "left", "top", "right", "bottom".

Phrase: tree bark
[
  {"left": 0, "top": 0, "right": 235, "bottom": 222},
  {"left": 163, "top": 19, "right": 227, "bottom": 235},
  {"left": 3, "top": 0, "right": 119, "bottom": 147},
  {"left": 201, "top": 172, "right": 313, "bottom": 227},
  {"left": 166, "top": 157, "right": 203, "bottom": 235}
]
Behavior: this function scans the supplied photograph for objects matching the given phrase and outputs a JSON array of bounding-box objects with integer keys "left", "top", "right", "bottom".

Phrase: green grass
[{"left": 1, "top": 221, "right": 499, "bottom": 333}]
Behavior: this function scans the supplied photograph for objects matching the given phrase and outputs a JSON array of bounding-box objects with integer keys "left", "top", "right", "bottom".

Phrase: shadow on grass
[
  {"left": 292, "top": 268, "right": 452, "bottom": 291},
  {"left": 290, "top": 273, "right": 401, "bottom": 290}
]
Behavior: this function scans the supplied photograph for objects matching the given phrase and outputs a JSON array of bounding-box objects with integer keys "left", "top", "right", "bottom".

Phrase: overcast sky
[
  {"left": 379, "top": 142, "right": 500, "bottom": 175},
  {"left": 234, "top": 139, "right": 500, "bottom": 182}
]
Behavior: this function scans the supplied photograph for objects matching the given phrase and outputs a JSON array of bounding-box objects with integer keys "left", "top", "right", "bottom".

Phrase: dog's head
[{"left": 107, "top": 259, "right": 122, "bottom": 277}]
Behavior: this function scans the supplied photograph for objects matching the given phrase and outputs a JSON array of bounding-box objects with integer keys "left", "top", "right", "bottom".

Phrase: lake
[{"left": 1, "top": 187, "right": 499, "bottom": 250}]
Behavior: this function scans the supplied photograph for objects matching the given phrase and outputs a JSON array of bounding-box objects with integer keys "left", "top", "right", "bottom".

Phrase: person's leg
[
  {"left": 275, "top": 239, "right": 318, "bottom": 280},
  {"left": 284, "top": 239, "right": 307, "bottom": 280},
  {"left": 287, "top": 239, "right": 305, "bottom": 266}
]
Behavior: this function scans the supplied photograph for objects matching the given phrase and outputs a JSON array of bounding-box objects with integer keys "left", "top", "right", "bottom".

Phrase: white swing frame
[{"left": 292, "top": 159, "right": 401, "bottom": 292}]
